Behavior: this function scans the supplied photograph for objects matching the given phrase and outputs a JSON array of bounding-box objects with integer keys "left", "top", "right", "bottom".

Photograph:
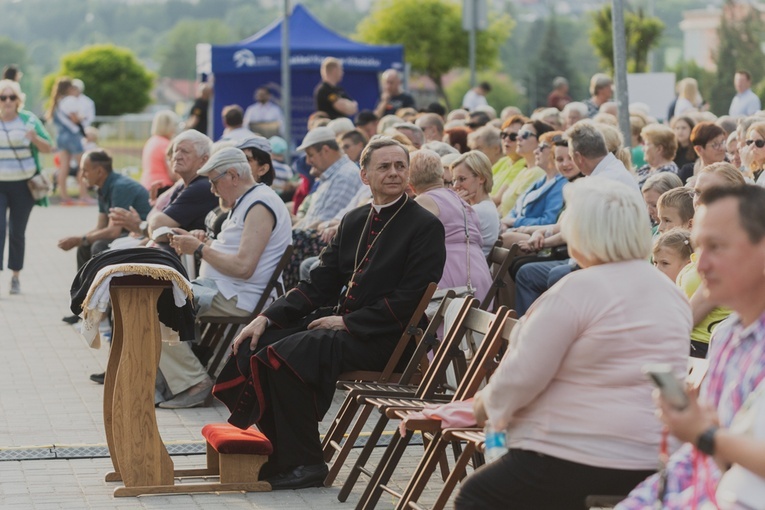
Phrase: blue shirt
[
  {"left": 301, "top": 155, "right": 361, "bottom": 226},
  {"left": 729, "top": 88, "right": 761, "bottom": 116},
  {"left": 98, "top": 172, "right": 151, "bottom": 220}
]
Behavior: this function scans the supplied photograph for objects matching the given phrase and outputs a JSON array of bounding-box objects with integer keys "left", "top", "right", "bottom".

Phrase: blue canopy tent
[{"left": 205, "top": 4, "right": 404, "bottom": 144}]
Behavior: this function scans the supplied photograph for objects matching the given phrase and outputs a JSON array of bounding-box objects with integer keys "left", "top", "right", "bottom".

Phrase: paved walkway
[{"left": 0, "top": 204, "right": 446, "bottom": 509}]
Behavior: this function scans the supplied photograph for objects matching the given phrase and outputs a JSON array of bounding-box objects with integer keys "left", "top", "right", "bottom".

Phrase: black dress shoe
[
  {"left": 62, "top": 314, "right": 81, "bottom": 324},
  {"left": 265, "top": 463, "right": 328, "bottom": 490},
  {"left": 90, "top": 372, "right": 105, "bottom": 384}
]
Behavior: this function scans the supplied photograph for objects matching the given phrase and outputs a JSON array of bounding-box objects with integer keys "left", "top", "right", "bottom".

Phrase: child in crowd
[
  {"left": 656, "top": 187, "right": 694, "bottom": 234},
  {"left": 652, "top": 228, "right": 693, "bottom": 283},
  {"left": 655, "top": 186, "right": 730, "bottom": 358}
]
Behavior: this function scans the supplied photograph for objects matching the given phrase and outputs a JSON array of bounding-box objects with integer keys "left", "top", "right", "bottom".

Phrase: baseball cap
[
  {"left": 236, "top": 135, "right": 271, "bottom": 154},
  {"left": 197, "top": 146, "right": 247, "bottom": 176},
  {"left": 297, "top": 126, "right": 337, "bottom": 152},
  {"left": 268, "top": 136, "right": 288, "bottom": 155}
]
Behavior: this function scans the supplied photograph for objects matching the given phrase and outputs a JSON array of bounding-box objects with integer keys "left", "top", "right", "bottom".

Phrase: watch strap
[
  {"left": 696, "top": 426, "right": 718, "bottom": 456},
  {"left": 194, "top": 243, "right": 205, "bottom": 261}
]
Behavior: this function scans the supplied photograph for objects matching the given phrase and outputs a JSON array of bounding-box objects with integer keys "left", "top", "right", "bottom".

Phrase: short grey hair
[
  {"left": 231, "top": 160, "right": 253, "bottom": 178},
  {"left": 566, "top": 120, "right": 608, "bottom": 159},
  {"left": 395, "top": 122, "right": 424, "bottom": 146},
  {"left": 359, "top": 135, "right": 410, "bottom": 171},
  {"left": 416, "top": 113, "right": 444, "bottom": 136},
  {"left": 173, "top": 129, "right": 212, "bottom": 158},
  {"left": 467, "top": 125, "right": 501, "bottom": 151},
  {"left": 563, "top": 102, "right": 589, "bottom": 118},
  {"left": 422, "top": 141, "right": 458, "bottom": 157},
  {"left": 589, "top": 73, "right": 613, "bottom": 96},
  {"left": 562, "top": 177, "right": 652, "bottom": 264},
  {"left": 642, "top": 171, "right": 682, "bottom": 195},
  {"left": 409, "top": 149, "right": 444, "bottom": 191}
]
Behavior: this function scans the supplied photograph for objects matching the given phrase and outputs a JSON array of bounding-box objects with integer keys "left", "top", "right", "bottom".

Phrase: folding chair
[
  {"left": 322, "top": 290, "right": 465, "bottom": 487},
  {"left": 387, "top": 317, "right": 517, "bottom": 510},
  {"left": 195, "top": 244, "right": 293, "bottom": 377},
  {"left": 482, "top": 242, "right": 519, "bottom": 311},
  {"left": 341, "top": 305, "right": 512, "bottom": 508},
  {"left": 329, "top": 297, "right": 480, "bottom": 492}
]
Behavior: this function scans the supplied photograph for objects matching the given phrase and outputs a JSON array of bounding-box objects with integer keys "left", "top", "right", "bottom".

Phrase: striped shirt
[
  {"left": 0, "top": 116, "right": 36, "bottom": 181},
  {"left": 300, "top": 155, "right": 361, "bottom": 227},
  {"left": 617, "top": 312, "right": 765, "bottom": 509}
]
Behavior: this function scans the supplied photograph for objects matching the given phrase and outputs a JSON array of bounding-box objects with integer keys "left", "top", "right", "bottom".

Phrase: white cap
[
  {"left": 328, "top": 117, "right": 354, "bottom": 136},
  {"left": 296, "top": 127, "right": 337, "bottom": 152},
  {"left": 197, "top": 146, "right": 247, "bottom": 176}
]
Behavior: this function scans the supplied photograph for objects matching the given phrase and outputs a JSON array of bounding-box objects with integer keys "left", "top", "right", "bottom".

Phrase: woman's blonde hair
[
  {"left": 678, "top": 78, "right": 701, "bottom": 106},
  {"left": 151, "top": 110, "right": 180, "bottom": 138},
  {"left": 653, "top": 228, "right": 693, "bottom": 261},
  {"left": 561, "top": 177, "right": 652, "bottom": 264},
  {"left": 409, "top": 149, "right": 443, "bottom": 191},
  {"left": 746, "top": 122, "right": 765, "bottom": 172},
  {"left": 641, "top": 123, "right": 678, "bottom": 161},
  {"left": 598, "top": 124, "right": 632, "bottom": 171},
  {"left": 699, "top": 162, "right": 746, "bottom": 186},
  {"left": 0, "top": 79, "right": 25, "bottom": 111},
  {"left": 451, "top": 150, "right": 493, "bottom": 194}
]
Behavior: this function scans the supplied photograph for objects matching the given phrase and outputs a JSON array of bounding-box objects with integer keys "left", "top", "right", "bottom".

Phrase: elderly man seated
[
  {"left": 213, "top": 137, "right": 446, "bottom": 489},
  {"left": 155, "top": 147, "right": 292, "bottom": 409}
]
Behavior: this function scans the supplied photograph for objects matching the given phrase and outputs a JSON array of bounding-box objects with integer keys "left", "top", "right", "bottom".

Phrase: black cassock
[{"left": 213, "top": 194, "right": 446, "bottom": 470}]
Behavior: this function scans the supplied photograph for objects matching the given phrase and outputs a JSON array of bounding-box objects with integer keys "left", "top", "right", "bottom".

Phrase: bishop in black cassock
[{"left": 212, "top": 137, "right": 446, "bottom": 489}]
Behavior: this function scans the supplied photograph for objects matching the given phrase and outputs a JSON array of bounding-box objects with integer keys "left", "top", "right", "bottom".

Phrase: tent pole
[{"left": 282, "top": 0, "right": 292, "bottom": 164}]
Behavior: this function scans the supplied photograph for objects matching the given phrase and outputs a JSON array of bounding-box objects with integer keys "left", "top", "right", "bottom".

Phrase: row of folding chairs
[{"left": 322, "top": 291, "right": 518, "bottom": 509}]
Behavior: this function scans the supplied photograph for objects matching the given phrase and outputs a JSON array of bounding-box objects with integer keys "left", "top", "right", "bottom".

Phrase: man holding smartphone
[{"left": 619, "top": 185, "right": 765, "bottom": 509}]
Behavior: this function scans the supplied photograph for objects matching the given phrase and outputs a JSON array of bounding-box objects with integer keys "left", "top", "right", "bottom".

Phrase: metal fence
[{"left": 41, "top": 114, "right": 154, "bottom": 181}]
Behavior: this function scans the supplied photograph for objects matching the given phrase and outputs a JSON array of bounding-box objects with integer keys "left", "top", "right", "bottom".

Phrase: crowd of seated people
[{"left": 57, "top": 64, "right": 765, "bottom": 506}]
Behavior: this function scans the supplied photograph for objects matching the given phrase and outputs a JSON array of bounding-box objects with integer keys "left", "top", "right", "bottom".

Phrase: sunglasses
[
  {"left": 500, "top": 132, "right": 518, "bottom": 141},
  {"left": 746, "top": 139, "right": 765, "bottom": 148},
  {"left": 0, "top": 95, "right": 18, "bottom": 102},
  {"left": 518, "top": 131, "right": 537, "bottom": 140},
  {"left": 552, "top": 134, "right": 568, "bottom": 147},
  {"left": 536, "top": 143, "right": 551, "bottom": 151}
]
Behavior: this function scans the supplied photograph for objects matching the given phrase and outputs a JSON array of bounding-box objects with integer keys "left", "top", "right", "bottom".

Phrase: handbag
[{"left": 27, "top": 172, "right": 52, "bottom": 201}]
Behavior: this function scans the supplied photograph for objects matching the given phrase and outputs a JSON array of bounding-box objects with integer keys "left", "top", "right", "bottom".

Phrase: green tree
[
  {"left": 446, "top": 70, "right": 527, "bottom": 114},
  {"left": 155, "top": 18, "right": 236, "bottom": 80},
  {"left": 0, "top": 37, "right": 27, "bottom": 75},
  {"left": 45, "top": 45, "right": 154, "bottom": 116},
  {"left": 528, "top": 15, "right": 579, "bottom": 110},
  {"left": 708, "top": 0, "right": 765, "bottom": 115},
  {"left": 589, "top": 5, "right": 664, "bottom": 73},
  {"left": 356, "top": 0, "right": 512, "bottom": 106}
]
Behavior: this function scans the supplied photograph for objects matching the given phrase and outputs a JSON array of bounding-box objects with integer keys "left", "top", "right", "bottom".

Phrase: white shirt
[
  {"left": 590, "top": 153, "right": 640, "bottom": 192},
  {"left": 729, "top": 88, "right": 761, "bottom": 117},
  {"left": 76, "top": 94, "right": 96, "bottom": 127},
  {"left": 220, "top": 126, "right": 256, "bottom": 142},
  {"left": 243, "top": 101, "right": 284, "bottom": 135},
  {"left": 472, "top": 199, "right": 501, "bottom": 256},
  {"left": 462, "top": 89, "right": 488, "bottom": 111}
]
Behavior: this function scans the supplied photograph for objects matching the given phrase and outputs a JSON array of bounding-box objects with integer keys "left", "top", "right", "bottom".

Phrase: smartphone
[{"left": 643, "top": 363, "right": 689, "bottom": 410}]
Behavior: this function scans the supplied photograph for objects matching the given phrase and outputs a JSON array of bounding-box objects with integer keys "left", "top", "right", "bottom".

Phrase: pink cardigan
[{"left": 483, "top": 259, "right": 691, "bottom": 470}]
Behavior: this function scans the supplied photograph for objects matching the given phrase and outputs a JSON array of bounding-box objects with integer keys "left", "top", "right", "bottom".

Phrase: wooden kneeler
[
  {"left": 102, "top": 275, "right": 271, "bottom": 496},
  {"left": 171, "top": 424, "right": 272, "bottom": 493}
]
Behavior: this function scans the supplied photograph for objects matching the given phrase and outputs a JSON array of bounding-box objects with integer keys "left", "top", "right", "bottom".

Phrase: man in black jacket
[{"left": 213, "top": 137, "right": 446, "bottom": 489}]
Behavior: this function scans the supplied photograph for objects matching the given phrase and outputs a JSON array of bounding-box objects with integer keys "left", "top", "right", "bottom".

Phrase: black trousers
[{"left": 454, "top": 449, "right": 654, "bottom": 510}]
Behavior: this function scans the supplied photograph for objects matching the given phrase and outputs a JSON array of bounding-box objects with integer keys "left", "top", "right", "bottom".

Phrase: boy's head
[{"left": 657, "top": 187, "right": 694, "bottom": 233}]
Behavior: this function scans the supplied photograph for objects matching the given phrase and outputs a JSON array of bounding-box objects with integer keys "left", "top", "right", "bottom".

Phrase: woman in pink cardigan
[{"left": 455, "top": 177, "right": 692, "bottom": 510}]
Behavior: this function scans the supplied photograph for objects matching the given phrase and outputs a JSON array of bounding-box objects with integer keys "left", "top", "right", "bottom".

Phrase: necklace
[{"left": 343, "top": 196, "right": 408, "bottom": 298}]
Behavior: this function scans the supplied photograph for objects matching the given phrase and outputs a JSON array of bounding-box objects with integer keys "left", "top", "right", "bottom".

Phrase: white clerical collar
[{"left": 371, "top": 194, "right": 405, "bottom": 213}]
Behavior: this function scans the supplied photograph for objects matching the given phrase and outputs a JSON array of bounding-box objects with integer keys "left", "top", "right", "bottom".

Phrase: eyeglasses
[
  {"left": 536, "top": 143, "right": 551, "bottom": 151},
  {"left": 0, "top": 95, "right": 18, "bottom": 102},
  {"left": 209, "top": 170, "right": 231, "bottom": 186},
  {"left": 707, "top": 141, "right": 725, "bottom": 150},
  {"left": 500, "top": 132, "right": 518, "bottom": 141},
  {"left": 746, "top": 139, "right": 765, "bottom": 148},
  {"left": 518, "top": 131, "right": 537, "bottom": 140}
]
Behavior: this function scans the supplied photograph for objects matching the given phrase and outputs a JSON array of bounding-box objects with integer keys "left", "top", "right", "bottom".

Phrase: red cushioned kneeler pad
[{"left": 201, "top": 423, "right": 273, "bottom": 455}]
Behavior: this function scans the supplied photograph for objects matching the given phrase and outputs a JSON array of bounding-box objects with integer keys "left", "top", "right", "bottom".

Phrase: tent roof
[{"left": 230, "top": 4, "right": 395, "bottom": 54}]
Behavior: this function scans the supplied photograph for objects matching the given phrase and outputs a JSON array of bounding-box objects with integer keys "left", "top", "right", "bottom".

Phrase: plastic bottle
[{"left": 483, "top": 422, "right": 508, "bottom": 463}]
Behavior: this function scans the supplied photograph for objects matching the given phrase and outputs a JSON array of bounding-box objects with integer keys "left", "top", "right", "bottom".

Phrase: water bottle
[{"left": 483, "top": 422, "right": 508, "bottom": 463}]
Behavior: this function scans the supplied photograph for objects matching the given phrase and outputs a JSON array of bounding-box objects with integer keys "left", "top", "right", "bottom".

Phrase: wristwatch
[
  {"left": 696, "top": 426, "right": 718, "bottom": 456},
  {"left": 139, "top": 220, "right": 148, "bottom": 236},
  {"left": 194, "top": 243, "right": 205, "bottom": 262}
]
